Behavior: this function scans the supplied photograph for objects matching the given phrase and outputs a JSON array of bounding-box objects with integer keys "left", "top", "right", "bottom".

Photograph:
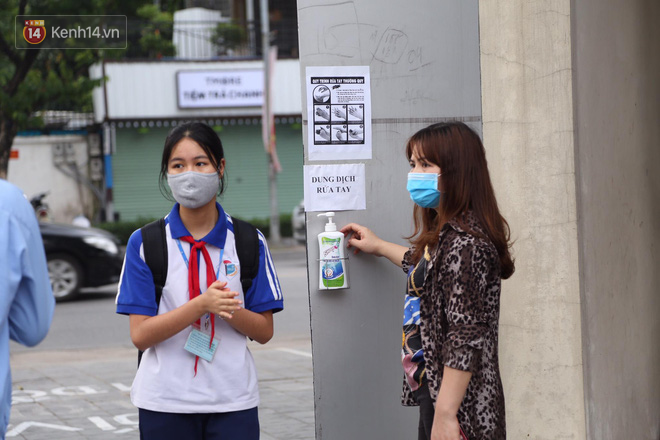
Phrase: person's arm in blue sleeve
[
  {"left": 115, "top": 229, "right": 160, "bottom": 317},
  {"left": 0, "top": 182, "right": 54, "bottom": 437},
  {"left": 244, "top": 230, "right": 283, "bottom": 314},
  {"left": 7, "top": 203, "right": 54, "bottom": 347}
]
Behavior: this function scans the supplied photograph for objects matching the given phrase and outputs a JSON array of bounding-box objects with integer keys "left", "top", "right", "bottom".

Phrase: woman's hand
[
  {"left": 340, "top": 223, "right": 408, "bottom": 268},
  {"left": 433, "top": 366, "right": 472, "bottom": 439},
  {"left": 340, "top": 223, "right": 383, "bottom": 256},
  {"left": 201, "top": 280, "right": 242, "bottom": 320},
  {"left": 430, "top": 412, "right": 461, "bottom": 440}
]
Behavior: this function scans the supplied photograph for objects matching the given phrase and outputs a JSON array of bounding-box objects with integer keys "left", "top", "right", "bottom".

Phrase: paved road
[{"left": 8, "top": 246, "right": 314, "bottom": 440}]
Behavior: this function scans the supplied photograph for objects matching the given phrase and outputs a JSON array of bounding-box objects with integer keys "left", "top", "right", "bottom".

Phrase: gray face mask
[{"left": 167, "top": 171, "right": 220, "bottom": 209}]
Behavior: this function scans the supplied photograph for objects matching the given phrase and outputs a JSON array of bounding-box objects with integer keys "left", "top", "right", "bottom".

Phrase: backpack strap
[
  {"left": 232, "top": 217, "right": 260, "bottom": 294},
  {"left": 141, "top": 218, "right": 168, "bottom": 303},
  {"left": 137, "top": 217, "right": 168, "bottom": 367}
]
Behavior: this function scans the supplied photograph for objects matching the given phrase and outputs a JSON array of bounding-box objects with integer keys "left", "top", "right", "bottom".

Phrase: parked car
[
  {"left": 292, "top": 199, "right": 305, "bottom": 244},
  {"left": 39, "top": 222, "right": 124, "bottom": 302}
]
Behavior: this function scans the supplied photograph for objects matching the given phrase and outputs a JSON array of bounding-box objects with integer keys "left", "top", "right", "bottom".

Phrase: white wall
[{"left": 7, "top": 135, "right": 96, "bottom": 224}]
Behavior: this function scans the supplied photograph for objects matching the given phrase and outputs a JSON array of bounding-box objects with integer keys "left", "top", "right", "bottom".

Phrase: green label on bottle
[{"left": 323, "top": 273, "right": 345, "bottom": 288}]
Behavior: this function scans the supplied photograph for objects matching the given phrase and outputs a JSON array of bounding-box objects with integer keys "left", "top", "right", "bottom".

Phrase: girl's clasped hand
[{"left": 202, "top": 280, "right": 242, "bottom": 320}]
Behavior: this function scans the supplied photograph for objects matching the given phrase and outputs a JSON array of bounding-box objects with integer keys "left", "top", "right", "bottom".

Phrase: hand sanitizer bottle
[{"left": 317, "top": 212, "right": 348, "bottom": 290}]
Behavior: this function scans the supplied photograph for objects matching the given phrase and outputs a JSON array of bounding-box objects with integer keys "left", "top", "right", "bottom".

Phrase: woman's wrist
[
  {"left": 373, "top": 237, "right": 385, "bottom": 257},
  {"left": 434, "top": 402, "right": 457, "bottom": 419}
]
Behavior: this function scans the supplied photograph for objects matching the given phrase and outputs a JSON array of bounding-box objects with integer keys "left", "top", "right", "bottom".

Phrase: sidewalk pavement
[{"left": 8, "top": 337, "right": 314, "bottom": 439}]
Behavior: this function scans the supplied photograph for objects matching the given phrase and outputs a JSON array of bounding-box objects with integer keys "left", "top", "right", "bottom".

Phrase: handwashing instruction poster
[
  {"left": 304, "top": 164, "right": 366, "bottom": 212},
  {"left": 306, "top": 66, "right": 372, "bottom": 161}
]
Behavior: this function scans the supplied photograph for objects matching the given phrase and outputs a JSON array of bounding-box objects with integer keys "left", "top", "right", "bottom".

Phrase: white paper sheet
[
  {"left": 306, "top": 66, "right": 372, "bottom": 161},
  {"left": 304, "top": 164, "right": 366, "bottom": 212}
]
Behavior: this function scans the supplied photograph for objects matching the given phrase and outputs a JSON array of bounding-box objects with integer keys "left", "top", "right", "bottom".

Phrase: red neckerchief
[{"left": 179, "top": 236, "right": 216, "bottom": 376}]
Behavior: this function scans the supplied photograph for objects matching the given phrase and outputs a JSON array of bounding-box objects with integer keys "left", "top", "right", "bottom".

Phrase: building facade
[{"left": 91, "top": 58, "right": 303, "bottom": 223}]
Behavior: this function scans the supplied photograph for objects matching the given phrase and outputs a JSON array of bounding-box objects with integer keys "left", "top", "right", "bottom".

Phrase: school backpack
[{"left": 137, "top": 216, "right": 260, "bottom": 366}]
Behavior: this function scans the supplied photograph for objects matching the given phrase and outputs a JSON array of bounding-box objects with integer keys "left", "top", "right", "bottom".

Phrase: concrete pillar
[
  {"left": 298, "top": 1, "right": 482, "bottom": 438},
  {"left": 571, "top": 0, "right": 660, "bottom": 438},
  {"left": 479, "top": 1, "right": 587, "bottom": 438}
]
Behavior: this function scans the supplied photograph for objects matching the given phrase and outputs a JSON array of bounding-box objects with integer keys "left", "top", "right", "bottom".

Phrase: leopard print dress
[{"left": 401, "top": 212, "right": 506, "bottom": 439}]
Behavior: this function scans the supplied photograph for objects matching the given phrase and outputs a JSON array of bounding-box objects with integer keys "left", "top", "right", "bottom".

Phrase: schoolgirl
[{"left": 116, "top": 122, "right": 283, "bottom": 440}]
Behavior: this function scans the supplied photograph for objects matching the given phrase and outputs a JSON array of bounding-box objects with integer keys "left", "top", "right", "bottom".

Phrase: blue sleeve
[
  {"left": 115, "top": 229, "right": 158, "bottom": 316},
  {"left": 244, "top": 230, "right": 283, "bottom": 314},
  {"left": 6, "top": 210, "right": 55, "bottom": 347}
]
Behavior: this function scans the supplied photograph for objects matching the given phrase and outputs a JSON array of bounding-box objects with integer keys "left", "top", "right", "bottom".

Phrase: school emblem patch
[{"left": 224, "top": 260, "right": 238, "bottom": 277}]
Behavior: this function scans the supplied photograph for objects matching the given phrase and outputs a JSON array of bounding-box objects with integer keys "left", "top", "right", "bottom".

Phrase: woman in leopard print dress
[{"left": 341, "top": 122, "right": 514, "bottom": 440}]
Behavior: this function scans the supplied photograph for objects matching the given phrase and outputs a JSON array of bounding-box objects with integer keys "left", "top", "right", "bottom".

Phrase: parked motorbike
[{"left": 30, "top": 191, "right": 52, "bottom": 222}]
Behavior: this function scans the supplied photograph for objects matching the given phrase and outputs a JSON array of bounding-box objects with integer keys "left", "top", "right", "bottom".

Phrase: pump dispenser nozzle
[{"left": 317, "top": 212, "right": 337, "bottom": 232}]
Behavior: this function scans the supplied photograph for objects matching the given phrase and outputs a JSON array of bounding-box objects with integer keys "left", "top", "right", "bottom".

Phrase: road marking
[
  {"left": 276, "top": 347, "right": 313, "bottom": 358},
  {"left": 52, "top": 385, "right": 107, "bottom": 396},
  {"left": 89, "top": 416, "right": 115, "bottom": 431},
  {"left": 6, "top": 421, "right": 82, "bottom": 436},
  {"left": 112, "top": 382, "right": 132, "bottom": 392},
  {"left": 13, "top": 385, "right": 111, "bottom": 405},
  {"left": 11, "top": 389, "right": 50, "bottom": 404},
  {"left": 114, "top": 413, "right": 139, "bottom": 426}
]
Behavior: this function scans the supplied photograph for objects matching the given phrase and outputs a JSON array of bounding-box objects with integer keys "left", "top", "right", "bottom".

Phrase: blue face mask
[{"left": 407, "top": 173, "right": 441, "bottom": 208}]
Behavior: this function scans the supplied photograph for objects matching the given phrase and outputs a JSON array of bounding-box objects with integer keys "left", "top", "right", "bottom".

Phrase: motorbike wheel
[{"left": 47, "top": 253, "right": 83, "bottom": 302}]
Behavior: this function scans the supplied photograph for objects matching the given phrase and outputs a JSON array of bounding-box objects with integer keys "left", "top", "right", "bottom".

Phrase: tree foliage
[
  {"left": 133, "top": 4, "right": 175, "bottom": 59},
  {"left": 0, "top": 0, "right": 182, "bottom": 177}
]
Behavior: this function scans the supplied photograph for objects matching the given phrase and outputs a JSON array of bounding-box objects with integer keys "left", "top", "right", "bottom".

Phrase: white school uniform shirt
[{"left": 116, "top": 203, "right": 283, "bottom": 413}]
